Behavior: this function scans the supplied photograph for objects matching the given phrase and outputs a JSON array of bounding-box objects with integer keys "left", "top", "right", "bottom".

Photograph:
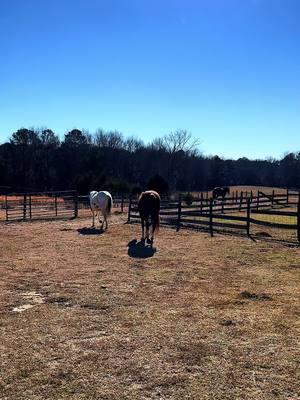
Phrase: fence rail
[
  {"left": 128, "top": 190, "right": 300, "bottom": 244},
  {"left": 3, "top": 188, "right": 300, "bottom": 243},
  {"left": 4, "top": 191, "right": 78, "bottom": 221}
]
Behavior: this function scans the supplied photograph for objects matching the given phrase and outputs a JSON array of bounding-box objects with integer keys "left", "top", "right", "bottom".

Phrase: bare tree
[
  {"left": 150, "top": 130, "right": 201, "bottom": 189},
  {"left": 106, "top": 130, "right": 124, "bottom": 149},
  {"left": 40, "top": 129, "right": 60, "bottom": 147},
  {"left": 93, "top": 129, "right": 124, "bottom": 149},
  {"left": 82, "top": 129, "right": 93, "bottom": 145},
  {"left": 93, "top": 129, "right": 107, "bottom": 147},
  {"left": 124, "top": 136, "right": 144, "bottom": 152},
  {"left": 162, "top": 129, "right": 201, "bottom": 155},
  {"left": 150, "top": 137, "right": 166, "bottom": 152}
]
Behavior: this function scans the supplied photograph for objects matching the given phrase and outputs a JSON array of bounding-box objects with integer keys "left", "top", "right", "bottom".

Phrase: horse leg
[
  {"left": 92, "top": 210, "right": 95, "bottom": 227},
  {"left": 146, "top": 218, "right": 150, "bottom": 242},
  {"left": 141, "top": 218, "right": 145, "bottom": 240},
  {"left": 104, "top": 212, "right": 108, "bottom": 230},
  {"left": 99, "top": 211, "right": 104, "bottom": 230},
  {"left": 150, "top": 215, "right": 155, "bottom": 245}
]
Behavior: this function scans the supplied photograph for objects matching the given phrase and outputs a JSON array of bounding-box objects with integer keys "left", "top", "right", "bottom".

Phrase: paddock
[{"left": 0, "top": 214, "right": 299, "bottom": 399}]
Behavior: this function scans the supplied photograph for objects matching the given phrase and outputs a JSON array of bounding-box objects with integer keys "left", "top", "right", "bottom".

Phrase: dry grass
[{"left": 0, "top": 214, "right": 299, "bottom": 400}]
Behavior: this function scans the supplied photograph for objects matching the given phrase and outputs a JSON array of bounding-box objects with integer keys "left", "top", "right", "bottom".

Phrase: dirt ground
[{"left": 0, "top": 214, "right": 299, "bottom": 400}]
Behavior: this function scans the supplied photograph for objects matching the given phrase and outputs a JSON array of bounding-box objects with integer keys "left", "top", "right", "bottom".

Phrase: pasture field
[{"left": 0, "top": 215, "right": 299, "bottom": 400}]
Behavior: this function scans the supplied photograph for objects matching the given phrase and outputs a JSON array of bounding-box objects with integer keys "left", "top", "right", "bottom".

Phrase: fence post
[
  {"left": 55, "top": 194, "right": 58, "bottom": 216},
  {"left": 5, "top": 195, "right": 8, "bottom": 221},
  {"left": 272, "top": 190, "right": 275, "bottom": 206},
  {"left": 239, "top": 191, "right": 243, "bottom": 211},
  {"left": 29, "top": 195, "right": 32, "bottom": 219},
  {"left": 23, "top": 195, "right": 27, "bottom": 220},
  {"left": 246, "top": 198, "right": 251, "bottom": 236},
  {"left": 257, "top": 191, "right": 260, "bottom": 210},
  {"left": 297, "top": 192, "right": 300, "bottom": 243},
  {"left": 121, "top": 192, "right": 124, "bottom": 213},
  {"left": 200, "top": 192, "right": 203, "bottom": 214},
  {"left": 127, "top": 195, "right": 132, "bottom": 223},
  {"left": 250, "top": 190, "right": 253, "bottom": 203},
  {"left": 286, "top": 189, "right": 289, "bottom": 205},
  {"left": 177, "top": 194, "right": 182, "bottom": 231},
  {"left": 74, "top": 192, "right": 78, "bottom": 218},
  {"left": 209, "top": 198, "right": 213, "bottom": 236}
]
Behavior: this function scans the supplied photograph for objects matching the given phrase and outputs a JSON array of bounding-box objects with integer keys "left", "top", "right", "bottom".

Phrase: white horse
[{"left": 89, "top": 191, "right": 113, "bottom": 230}]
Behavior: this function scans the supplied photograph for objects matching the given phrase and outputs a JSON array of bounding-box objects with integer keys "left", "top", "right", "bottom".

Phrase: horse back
[
  {"left": 138, "top": 191, "right": 160, "bottom": 217},
  {"left": 90, "top": 190, "right": 112, "bottom": 212}
]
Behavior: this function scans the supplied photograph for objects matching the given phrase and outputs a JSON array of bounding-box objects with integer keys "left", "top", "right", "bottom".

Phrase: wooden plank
[
  {"left": 180, "top": 218, "right": 210, "bottom": 226},
  {"left": 159, "top": 210, "right": 180, "bottom": 216},
  {"left": 160, "top": 205, "right": 180, "bottom": 210},
  {"left": 212, "top": 221, "right": 247, "bottom": 230},
  {"left": 258, "top": 190, "right": 285, "bottom": 206},
  {"left": 210, "top": 213, "right": 248, "bottom": 222},
  {"left": 181, "top": 210, "right": 210, "bottom": 216},
  {"left": 181, "top": 219, "right": 245, "bottom": 230},
  {"left": 251, "top": 209, "right": 297, "bottom": 217},
  {"left": 249, "top": 218, "right": 297, "bottom": 230},
  {"left": 31, "top": 211, "right": 73, "bottom": 217}
]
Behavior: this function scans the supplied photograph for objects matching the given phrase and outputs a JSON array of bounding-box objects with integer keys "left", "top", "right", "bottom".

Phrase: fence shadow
[
  {"left": 77, "top": 227, "right": 105, "bottom": 235},
  {"left": 127, "top": 239, "right": 156, "bottom": 259}
]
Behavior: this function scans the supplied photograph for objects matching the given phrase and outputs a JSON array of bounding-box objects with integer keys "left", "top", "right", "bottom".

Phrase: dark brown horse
[
  {"left": 138, "top": 190, "right": 160, "bottom": 245},
  {"left": 212, "top": 186, "right": 230, "bottom": 200}
]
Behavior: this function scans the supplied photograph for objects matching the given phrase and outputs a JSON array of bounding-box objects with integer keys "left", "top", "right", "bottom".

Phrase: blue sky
[{"left": 0, "top": 0, "right": 299, "bottom": 159}]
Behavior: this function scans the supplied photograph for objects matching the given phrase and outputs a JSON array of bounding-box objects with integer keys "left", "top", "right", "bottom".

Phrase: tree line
[{"left": 0, "top": 127, "right": 299, "bottom": 194}]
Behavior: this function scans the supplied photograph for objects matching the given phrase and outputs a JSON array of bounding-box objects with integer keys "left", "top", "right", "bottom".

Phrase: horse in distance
[
  {"left": 212, "top": 186, "right": 230, "bottom": 200},
  {"left": 89, "top": 191, "right": 113, "bottom": 230},
  {"left": 138, "top": 190, "right": 160, "bottom": 245}
]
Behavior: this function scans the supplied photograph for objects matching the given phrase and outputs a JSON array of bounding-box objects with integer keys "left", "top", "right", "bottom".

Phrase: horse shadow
[
  {"left": 77, "top": 227, "right": 105, "bottom": 235},
  {"left": 127, "top": 239, "right": 156, "bottom": 259}
]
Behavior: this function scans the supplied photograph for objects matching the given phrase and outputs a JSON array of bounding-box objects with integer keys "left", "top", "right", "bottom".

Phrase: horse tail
[{"left": 152, "top": 210, "right": 160, "bottom": 235}]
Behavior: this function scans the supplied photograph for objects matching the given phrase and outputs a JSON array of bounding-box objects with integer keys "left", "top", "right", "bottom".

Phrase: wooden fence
[
  {"left": 128, "top": 190, "right": 300, "bottom": 243},
  {"left": 3, "top": 189, "right": 300, "bottom": 242},
  {"left": 4, "top": 191, "right": 78, "bottom": 221}
]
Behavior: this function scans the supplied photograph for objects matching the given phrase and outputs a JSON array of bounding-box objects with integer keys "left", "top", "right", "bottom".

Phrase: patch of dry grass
[{"left": 0, "top": 215, "right": 299, "bottom": 399}]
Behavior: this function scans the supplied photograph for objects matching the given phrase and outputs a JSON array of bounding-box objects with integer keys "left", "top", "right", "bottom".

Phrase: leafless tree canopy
[{"left": 161, "top": 130, "right": 201, "bottom": 155}]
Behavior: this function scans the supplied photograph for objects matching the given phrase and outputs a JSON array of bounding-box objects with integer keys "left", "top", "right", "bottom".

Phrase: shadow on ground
[
  {"left": 77, "top": 227, "right": 105, "bottom": 235},
  {"left": 127, "top": 239, "right": 156, "bottom": 258}
]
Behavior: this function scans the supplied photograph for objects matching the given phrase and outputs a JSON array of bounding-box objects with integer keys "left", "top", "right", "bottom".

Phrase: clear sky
[{"left": 0, "top": 0, "right": 299, "bottom": 159}]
